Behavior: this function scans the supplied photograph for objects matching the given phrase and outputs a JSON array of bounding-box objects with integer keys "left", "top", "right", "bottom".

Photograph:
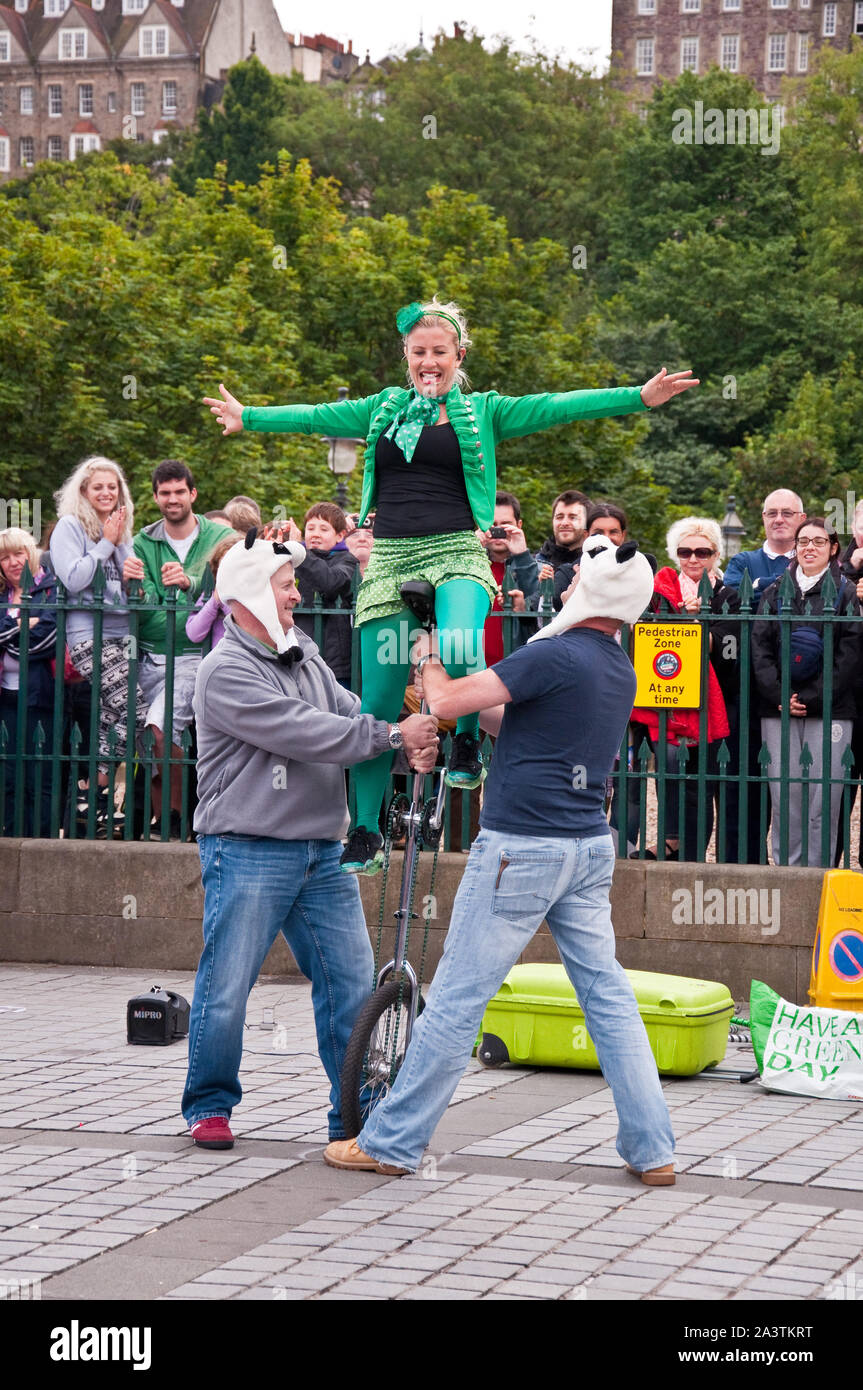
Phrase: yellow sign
[{"left": 632, "top": 621, "right": 703, "bottom": 709}]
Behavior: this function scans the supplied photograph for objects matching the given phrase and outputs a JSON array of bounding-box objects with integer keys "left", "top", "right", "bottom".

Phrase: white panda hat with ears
[
  {"left": 529, "top": 535, "right": 654, "bottom": 643},
  {"left": 216, "top": 529, "right": 306, "bottom": 654}
]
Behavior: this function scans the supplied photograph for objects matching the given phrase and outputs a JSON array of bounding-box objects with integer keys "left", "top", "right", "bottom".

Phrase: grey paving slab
[{"left": 3, "top": 961, "right": 863, "bottom": 1304}]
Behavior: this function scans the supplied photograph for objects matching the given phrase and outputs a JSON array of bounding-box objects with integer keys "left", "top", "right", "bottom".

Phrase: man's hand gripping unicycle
[{"left": 340, "top": 582, "right": 447, "bottom": 1138}]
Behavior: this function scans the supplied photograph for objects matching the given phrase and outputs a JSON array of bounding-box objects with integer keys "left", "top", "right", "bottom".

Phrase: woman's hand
[
  {"left": 641, "top": 368, "right": 700, "bottom": 408},
  {"left": 203, "top": 382, "right": 245, "bottom": 435},
  {"left": 102, "top": 506, "right": 126, "bottom": 547},
  {"left": 681, "top": 595, "right": 701, "bottom": 614}
]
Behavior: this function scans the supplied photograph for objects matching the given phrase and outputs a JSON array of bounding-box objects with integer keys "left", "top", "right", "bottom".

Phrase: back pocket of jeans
[{"left": 491, "top": 851, "right": 565, "bottom": 919}]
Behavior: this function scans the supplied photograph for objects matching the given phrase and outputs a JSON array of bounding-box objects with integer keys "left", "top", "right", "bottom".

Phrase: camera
[{"left": 489, "top": 526, "right": 508, "bottom": 539}]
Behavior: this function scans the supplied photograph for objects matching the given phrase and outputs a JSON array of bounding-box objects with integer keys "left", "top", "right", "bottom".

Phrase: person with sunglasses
[
  {"left": 751, "top": 517, "right": 861, "bottom": 867},
  {"left": 631, "top": 516, "right": 739, "bottom": 860}
]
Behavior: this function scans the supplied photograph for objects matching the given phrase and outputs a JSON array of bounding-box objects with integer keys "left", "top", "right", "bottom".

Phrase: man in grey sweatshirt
[{"left": 181, "top": 533, "right": 438, "bottom": 1150}]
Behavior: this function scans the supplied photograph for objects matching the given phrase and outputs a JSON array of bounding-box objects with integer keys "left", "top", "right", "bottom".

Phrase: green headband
[{"left": 396, "top": 301, "right": 462, "bottom": 343}]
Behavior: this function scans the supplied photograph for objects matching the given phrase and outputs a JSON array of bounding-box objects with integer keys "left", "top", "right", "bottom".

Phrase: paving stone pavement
[{"left": 1, "top": 962, "right": 862, "bottom": 1303}]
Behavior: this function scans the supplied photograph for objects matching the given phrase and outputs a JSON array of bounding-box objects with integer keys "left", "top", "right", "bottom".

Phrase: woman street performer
[{"left": 205, "top": 297, "right": 697, "bottom": 874}]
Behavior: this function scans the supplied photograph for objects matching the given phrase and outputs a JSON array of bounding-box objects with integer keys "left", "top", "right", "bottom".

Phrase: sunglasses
[{"left": 677, "top": 547, "right": 715, "bottom": 560}]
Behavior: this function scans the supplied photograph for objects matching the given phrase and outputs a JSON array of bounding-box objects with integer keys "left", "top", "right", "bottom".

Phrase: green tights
[{"left": 352, "top": 578, "right": 491, "bottom": 833}]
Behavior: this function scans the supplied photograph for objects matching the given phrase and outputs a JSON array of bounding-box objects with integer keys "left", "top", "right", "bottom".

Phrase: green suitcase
[{"left": 479, "top": 964, "right": 733, "bottom": 1077}]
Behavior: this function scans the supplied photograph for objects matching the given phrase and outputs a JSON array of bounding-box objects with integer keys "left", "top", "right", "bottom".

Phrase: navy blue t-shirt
[{"left": 481, "top": 627, "right": 637, "bottom": 839}]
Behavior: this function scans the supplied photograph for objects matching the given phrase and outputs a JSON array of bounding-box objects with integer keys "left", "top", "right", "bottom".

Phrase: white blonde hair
[
  {"left": 402, "top": 297, "right": 472, "bottom": 391},
  {"left": 666, "top": 516, "right": 723, "bottom": 569},
  {"left": 53, "top": 456, "right": 134, "bottom": 543},
  {"left": 0, "top": 527, "right": 41, "bottom": 594}
]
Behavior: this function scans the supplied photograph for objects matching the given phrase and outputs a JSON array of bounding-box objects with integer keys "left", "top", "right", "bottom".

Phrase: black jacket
[
  {"left": 751, "top": 566, "right": 861, "bottom": 720},
  {"left": 0, "top": 570, "right": 58, "bottom": 708},
  {"left": 294, "top": 546, "right": 358, "bottom": 681},
  {"left": 534, "top": 537, "right": 582, "bottom": 574}
]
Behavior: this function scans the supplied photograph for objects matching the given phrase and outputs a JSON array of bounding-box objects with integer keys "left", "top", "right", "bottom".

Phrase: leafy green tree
[{"left": 170, "top": 57, "right": 288, "bottom": 193}]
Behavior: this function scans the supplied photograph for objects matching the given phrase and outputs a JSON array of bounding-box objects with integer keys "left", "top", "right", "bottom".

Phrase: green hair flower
[{"left": 395, "top": 302, "right": 426, "bottom": 335}]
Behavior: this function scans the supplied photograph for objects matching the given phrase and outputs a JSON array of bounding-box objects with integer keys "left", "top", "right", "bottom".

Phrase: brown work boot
[
  {"left": 626, "top": 1163, "right": 675, "bottom": 1186},
  {"left": 323, "top": 1138, "right": 409, "bottom": 1176}
]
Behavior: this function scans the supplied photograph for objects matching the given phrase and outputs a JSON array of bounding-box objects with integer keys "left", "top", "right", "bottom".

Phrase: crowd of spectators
[{"left": 0, "top": 462, "right": 860, "bottom": 867}]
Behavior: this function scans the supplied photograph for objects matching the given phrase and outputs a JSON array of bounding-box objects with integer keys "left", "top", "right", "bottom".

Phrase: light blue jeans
[
  {"left": 182, "top": 835, "right": 374, "bottom": 1139},
  {"left": 359, "top": 828, "right": 676, "bottom": 1172}
]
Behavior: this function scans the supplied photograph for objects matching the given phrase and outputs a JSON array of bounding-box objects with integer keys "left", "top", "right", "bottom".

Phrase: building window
[
  {"left": 681, "top": 0, "right": 700, "bottom": 10},
  {"left": 767, "top": 33, "right": 787, "bottom": 70},
  {"left": 59, "top": 28, "right": 87, "bottom": 59},
  {"left": 48, "top": 83, "right": 63, "bottom": 116},
  {"left": 78, "top": 84, "right": 93, "bottom": 116},
  {"left": 680, "top": 38, "right": 699, "bottom": 72},
  {"left": 19, "top": 135, "right": 34, "bottom": 166},
  {"left": 722, "top": 0, "right": 741, "bottom": 9},
  {"left": 770, "top": 0, "right": 788, "bottom": 7},
  {"left": 70, "top": 132, "right": 100, "bottom": 158},
  {"left": 0, "top": 34, "right": 9, "bottom": 62},
  {"left": 47, "top": 135, "right": 62, "bottom": 160},
  {"left": 44, "top": 0, "right": 71, "bottom": 13},
  {"left": 636, "top": 38, "right": 655, "bottom": 75},
  {"left": 823, "top": 3, "right": 837, "bottom": 36},
  {"left": 130, "top": 82, "right": 145, "bottom": 117},
  {"left": 107, "top": 90, "right": 116, "bottom": 113},
  {"left": 637, "top": 0, "right": 656, "bottom": 12},
  {"left": 798, "top": 33, "right": 809, "bottom": 70},
  {"left": 19, "top": 85, "right": 34, "bottom": 115},
  {"left": 139, "top": 26, "right": 168, "bottom": 58},
  {"left": 122, "top": 0, "right": 146, "bottom": 11},
  {"left": 799, "top": 0, "right": 811, "bottom": 8},
  {"left": 721, "top": 35, "right": 740, "bottom": 71},
  {"left": 0, "top": 136, "right": 8, "bottom": 172},
  {"left": 855, "top": 2, "right": 863, "bottom": 35},
  {"left": 162, "top": 80, "right": 177, "bottom": 115}
]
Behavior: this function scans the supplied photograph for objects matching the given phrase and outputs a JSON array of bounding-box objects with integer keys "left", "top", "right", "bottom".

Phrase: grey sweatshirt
[
  {"left": 49, "top": 514, "right": 133, "bottom": 645},
  {"left": 193, "top": 616, "right": 392, "bottom": 840}
]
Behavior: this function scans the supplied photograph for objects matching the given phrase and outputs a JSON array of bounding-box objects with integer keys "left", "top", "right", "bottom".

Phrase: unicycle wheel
[{"left": 340, "top": 977, "right": 424, "bottom": 1139}]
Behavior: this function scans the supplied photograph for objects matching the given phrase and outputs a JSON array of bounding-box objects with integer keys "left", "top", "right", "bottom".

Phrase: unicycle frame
[{"left": 376, "top": 710, "right": 447, "bottom": 1051}]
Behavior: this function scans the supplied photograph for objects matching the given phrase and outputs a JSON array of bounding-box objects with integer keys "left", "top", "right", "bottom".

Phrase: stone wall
[{"left": 0, "top": 840, "right": 824, "bottom": 1005}]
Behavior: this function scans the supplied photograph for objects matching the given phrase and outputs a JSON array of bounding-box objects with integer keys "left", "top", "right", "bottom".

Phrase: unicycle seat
[{"left": 400, "top": 580, "right": 436, "bottom": 630}]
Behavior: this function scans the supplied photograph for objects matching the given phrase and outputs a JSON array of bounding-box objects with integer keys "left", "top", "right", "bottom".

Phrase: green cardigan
[{"left": 242, "top": 384, "right": 648, "bottom": 531}]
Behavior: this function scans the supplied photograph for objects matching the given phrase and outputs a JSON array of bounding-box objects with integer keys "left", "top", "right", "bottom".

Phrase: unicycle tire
[{"left": 340, "top": 977, "right": 423, "bottom": 1139}]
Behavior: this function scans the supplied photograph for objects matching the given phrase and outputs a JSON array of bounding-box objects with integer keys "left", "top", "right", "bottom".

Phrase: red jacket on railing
[{"left": 632, "top": 566, "right": 730, "bottom": 746}]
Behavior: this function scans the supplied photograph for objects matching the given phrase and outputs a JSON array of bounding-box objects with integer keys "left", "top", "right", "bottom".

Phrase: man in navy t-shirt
[{"left": 325, "top": 537, "right": 676, "bottom": 1185}]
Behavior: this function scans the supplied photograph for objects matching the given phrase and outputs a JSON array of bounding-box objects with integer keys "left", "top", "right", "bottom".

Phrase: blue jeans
[
  {"left": 182, "top": 835, "right": 374, "bottom": 1140},
  {"left": 359, "top": 828, "right": 676, "bottom": 1172}
]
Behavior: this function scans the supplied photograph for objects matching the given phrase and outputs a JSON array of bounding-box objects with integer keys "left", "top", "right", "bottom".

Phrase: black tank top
[{"left": 373, "top": 424, "right": 474, "bottom": 539}]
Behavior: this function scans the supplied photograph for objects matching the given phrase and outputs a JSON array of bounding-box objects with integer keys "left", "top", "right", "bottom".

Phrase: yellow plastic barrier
[{"left": 809, "top": 870, "right": 863, "bottom": 1012}]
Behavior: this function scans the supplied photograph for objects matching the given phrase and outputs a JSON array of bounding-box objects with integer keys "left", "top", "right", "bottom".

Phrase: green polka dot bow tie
[{"left": 383, "top": 390, "right": 442, "bottom": 462}]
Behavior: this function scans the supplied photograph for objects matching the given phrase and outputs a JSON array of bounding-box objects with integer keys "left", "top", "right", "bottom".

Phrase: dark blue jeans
[{"left": 182, "top": 834, "right": 374, "bottom": 1138}]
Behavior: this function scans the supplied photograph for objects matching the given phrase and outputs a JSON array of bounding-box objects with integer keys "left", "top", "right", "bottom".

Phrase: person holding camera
[
  {"left": 481, "top": 491, "right": 540, "bottom": 665},
  {"left": 205, "top": 296, "right": 698, "bottom": 874}
]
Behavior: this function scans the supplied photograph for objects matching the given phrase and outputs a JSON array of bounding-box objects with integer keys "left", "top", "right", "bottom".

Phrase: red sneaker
[{"left": 190, "top": 1116, "right": 234, "bottom": 1150}]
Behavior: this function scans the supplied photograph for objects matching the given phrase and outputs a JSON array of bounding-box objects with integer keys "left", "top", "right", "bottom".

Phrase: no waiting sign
[{"left": 632, "top": 621, "right": 704, "bottom": 709}]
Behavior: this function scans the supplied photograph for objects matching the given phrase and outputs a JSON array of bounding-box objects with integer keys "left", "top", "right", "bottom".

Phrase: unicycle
[{"left": 340, "top": 580, "right": 448, "bottom": 1138}]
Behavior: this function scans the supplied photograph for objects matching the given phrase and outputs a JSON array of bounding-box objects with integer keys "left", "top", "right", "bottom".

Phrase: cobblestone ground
[{"left": 0, "top": 963, "right": 861, "bottom": 1303}]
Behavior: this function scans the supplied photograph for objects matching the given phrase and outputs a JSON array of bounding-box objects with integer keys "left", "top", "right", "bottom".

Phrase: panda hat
[
  {"left": 529, "top": 535, "right": 653, "bottom": 643},
  {"left": 217, "top": 529, "right": 306, "bottom": 655}
]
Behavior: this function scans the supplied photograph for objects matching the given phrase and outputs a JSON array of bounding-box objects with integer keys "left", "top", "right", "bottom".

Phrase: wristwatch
[{"left": 388, "top": 724, "right": 404, "bottom": 751}]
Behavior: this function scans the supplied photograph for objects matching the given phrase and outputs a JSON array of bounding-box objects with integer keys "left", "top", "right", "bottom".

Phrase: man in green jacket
[{"left": 123, "top": 460, "right": 232, "bottom": 831}]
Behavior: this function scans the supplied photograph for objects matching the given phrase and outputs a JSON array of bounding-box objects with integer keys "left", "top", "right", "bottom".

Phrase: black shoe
[
  {"left": 445, "top": 732, "right": 485, "bottom": 790},
  {"left": 340, "top": 826, "right": 384, "bottom": 875}
]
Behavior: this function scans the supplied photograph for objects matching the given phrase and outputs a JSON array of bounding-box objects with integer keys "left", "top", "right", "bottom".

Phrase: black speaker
[{"left": 127, "top": 986, "right": 191, "bottom": 1046}]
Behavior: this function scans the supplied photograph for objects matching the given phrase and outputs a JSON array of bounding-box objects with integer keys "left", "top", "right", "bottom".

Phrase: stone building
[
  {"left": 611, "top": 0, "right": 863, "bottom": 100},
  {"left": 0, "top": 0, "right": 357, "bottom": 180}
]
